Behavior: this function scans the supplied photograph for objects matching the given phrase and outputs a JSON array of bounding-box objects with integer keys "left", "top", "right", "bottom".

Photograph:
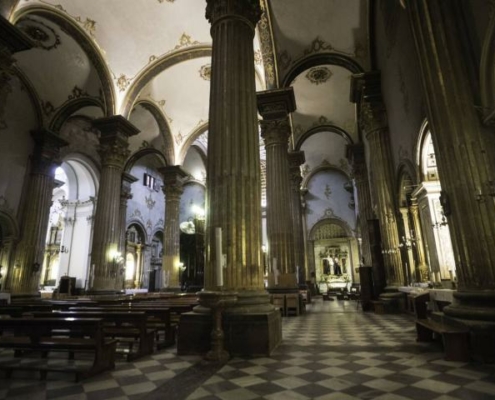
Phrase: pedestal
[{"left": 199, "top": 290, "right": 237, "bottom": 363}]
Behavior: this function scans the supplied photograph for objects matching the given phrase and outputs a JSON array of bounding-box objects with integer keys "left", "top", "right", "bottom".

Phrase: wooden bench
[
  {"left": 0, "top": 317, "right": 116, "bottom": 381},
  {"left": 413, "top": 292, "right": 469, "bottom": 361},
  {"left": 70, "top": 306, "right": 175, "bottom": 349},
  {"left": 30, "top": 311, "right": 154, "bottom": 361}
]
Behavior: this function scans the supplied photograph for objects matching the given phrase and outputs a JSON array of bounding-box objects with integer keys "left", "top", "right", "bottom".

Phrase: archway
[
  {"left": 309, "top": 218, "right": 359, "bottom": 295},
  {"left": 125, "top": 223, "right": 147, "bottom": 289},
  {"left": 412, "top": 123, "right": 456, "bottom": 285}
]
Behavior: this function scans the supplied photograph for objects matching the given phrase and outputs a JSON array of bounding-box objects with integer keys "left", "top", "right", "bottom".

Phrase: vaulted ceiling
[{"left": 7, "top": 0, "right": 370, "bottom": 166}]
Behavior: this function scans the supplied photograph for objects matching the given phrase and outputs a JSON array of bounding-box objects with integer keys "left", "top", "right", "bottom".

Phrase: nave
[{"left": 2, "top": 298, "right": 495, "bottom": 400}]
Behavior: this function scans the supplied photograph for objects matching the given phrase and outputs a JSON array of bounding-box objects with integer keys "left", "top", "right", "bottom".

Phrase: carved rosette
[
  {"left": 260, "top": 118, "right": 290, "bottom": 146},
  {"left": 206, "top": 0, "right": 262, "bottom": 27}
]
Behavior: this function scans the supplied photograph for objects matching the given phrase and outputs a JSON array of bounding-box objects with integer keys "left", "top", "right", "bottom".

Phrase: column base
[
  {"left": 177, "top": 290, "right": 282, "bottom": 357},
  {"left": 379, "top": 290, "right": 406, "bottom": 313},
  {"left": 442, "top": 291, "right": 495, "bottom": 363}
]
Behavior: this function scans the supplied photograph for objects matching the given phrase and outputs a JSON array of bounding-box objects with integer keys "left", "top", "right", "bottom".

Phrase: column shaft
[
  {"left": 90, "top": 116, "right": 138, "bottom": 291},
  {"left": 160, "top": 166, "right": 187, "bottom": 289},
  {"left": 289, "top": 151, "right": 306, "bottom": 282},
  {"left": 8, "top": 130, "right": 67, "bottom": 296},
  {"left": 409, "top": 200, "right": 429, "bottom": 282},
  {"left": 406, "top": 0, "right": 495, "bottom": 292},
  {"left": 205, "top": 0, "right": 263, "bottom": 291},
  {"left": 261, "top": 119, "right": 295, "bottom": 274}
]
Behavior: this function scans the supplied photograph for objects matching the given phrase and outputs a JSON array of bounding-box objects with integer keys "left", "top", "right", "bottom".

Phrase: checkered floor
[{"left": 2, "top": 297, "right": 495, "bottom": 399}]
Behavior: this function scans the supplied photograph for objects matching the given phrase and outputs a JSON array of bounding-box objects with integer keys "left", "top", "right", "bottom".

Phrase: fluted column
[
  {"left": 288, "top": 151, "right": 306, "bottom": 282},
  {"left": 399, "top": 207, "right": 415, "bottom": 285},
  {"left": 347, "top": 144, "right": 373, "bottom": 266},
  {"left": 260, "top": 118, "right": 295, "bottom": 275},
  {"left": 204, "top": 0, "right": 264, "bottom": 293},
  {"left": 118, "top": 172, "right": 137, "bottom": 289},
  {"left": 89, "top": 116, "right": 138, "bottom": 291},
  {"left": 7, "top": 129, "right": 67, "bottom": 296},
  {"left": 409, "top": 200, "right": 429, "bottom": 282},
  {"left": 160, "top": 166, "right": 187, "bottom": 289},
  {"left": 352, "top": 72, "right": 404, "bottom": 288}
]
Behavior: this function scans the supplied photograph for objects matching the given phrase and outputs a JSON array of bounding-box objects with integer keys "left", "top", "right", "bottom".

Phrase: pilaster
[
  {"left": 7, "top": 129, "right": 68, "bottom": 296},
  {"left": 159, "top": 165, "right": 188, "bottom": 289},
  {"left": 408, "top": 199, "right": 429, "bottom": 282},
  {"left": 89, "top": 116, "right": 138, "bottom": 292}
]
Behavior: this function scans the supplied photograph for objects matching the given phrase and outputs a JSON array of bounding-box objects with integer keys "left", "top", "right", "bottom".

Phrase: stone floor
[{"left": 2, "top": 297, "right": 495, "bottom": 399}]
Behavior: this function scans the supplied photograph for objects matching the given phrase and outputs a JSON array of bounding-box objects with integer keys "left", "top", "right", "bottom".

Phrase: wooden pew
[
  {"left": 0, "top": 317, "right": 116, "bottom": 381},
  {"left": 413, "top": 292, "right": 469, "bottom": 361},
  {"left": 69, "top": 306, "right": 175, "bottom": 349},
  {"left": 29, "top": 311, "right": 155, "bottom": 361}
]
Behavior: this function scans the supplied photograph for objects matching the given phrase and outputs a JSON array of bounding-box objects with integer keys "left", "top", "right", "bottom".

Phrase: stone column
[
  {"left": 406, "top": 1, "right": 495, "bottom": 361},
  {"left": 351, "top": 72, "right": 404, "bottom": 289},
  {"left": 399, "top": 207, "right": 415, "bottom": 285},
  {"left": 347, "top": 143, "right": 373, "bottom": 266},
  {"left": 118, "top": 172, "right": 137, "bottom": 289},
  {"left": 7, "top": 129, "right": 67, "bottom": 297},
  {"left": 409, "top": 199, "right": 429, "bottom": 282},
  {"left": 288, "top": 151, "right": 306, "bottom": 283},
  {"left": 178, "top": 0, "right": 280, "bottom": 358},
  {"left": 260, "top": 118, "right": 295, "bottom": 275},
  {"left": 0, "top": 17, "right": 32, "bottom": 127},
  {"left": 159, "top": 166, "right": 187, "bottom": 290},
  {"left": 89, "top": 116, "right": 138, "bottom": 292}
]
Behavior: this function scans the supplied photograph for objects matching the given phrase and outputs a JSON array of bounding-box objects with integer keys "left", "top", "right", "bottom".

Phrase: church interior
[{"left": 1, "top": 0, "right": 495, "bottom": 399}]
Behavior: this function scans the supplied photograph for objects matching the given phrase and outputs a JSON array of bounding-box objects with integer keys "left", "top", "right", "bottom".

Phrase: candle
[{"left": 215, "top": 227, "right": 223, "bottom": 286}]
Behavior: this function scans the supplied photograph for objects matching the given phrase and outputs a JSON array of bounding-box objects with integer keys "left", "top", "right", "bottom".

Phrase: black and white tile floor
[{"left": 2, "top": 297, "right": 495, "bottom": 399}]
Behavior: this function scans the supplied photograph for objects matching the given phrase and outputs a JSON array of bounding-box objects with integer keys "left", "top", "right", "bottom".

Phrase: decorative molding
[
  {"left": 40, "top": 1, "right": 97, "bottom": 37},
  {"left": 199, "top": 64, "right": 211, "bottom": 81},
  {"left": 306, "top": 66, "right": 332, "bottom": 85},
  {"left": 278, "top": 36, "right": 356, "bottom": 73},
  {"left": 175, "top": 130, "right": 184, "bottom": 146},
  {"left": 116, "top": 73, "right": 131, "bottom": 92},
  {"left": 17, "top": 16, "right": 61, "bottom": 50},
  {"left": 68, "top": 85, "right": 89, "bottom": 100},
  {"left": 41, "top": 99, "right": 56, "bottom": 116},
  {"left": 324, "top": 184, "right": 332, "bottom": 200},
  {"left": 145, "top": 194, "right": 156, "bottom": 210},
  {"left": 174, "top": 33, "right": 199, "bottom": 50}
]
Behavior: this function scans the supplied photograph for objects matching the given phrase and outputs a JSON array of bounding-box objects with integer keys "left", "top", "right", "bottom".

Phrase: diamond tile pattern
[{"left": 1, "top": 298, "right": 495, "bottom": 399}]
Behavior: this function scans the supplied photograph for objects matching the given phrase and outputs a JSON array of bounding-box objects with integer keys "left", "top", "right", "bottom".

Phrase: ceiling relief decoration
[
  {"left": 115, "top": 73, "right": 131, "bottom": 92},
  {"left": 40, "top": 1, "right": 97, "bottom": 37},
  {"left": 306, "top": 67, "right": 332, "bottom": 85},
  {"left": 145, "top": 194, "right": 156, "bottom": 210},
  {"left": 258, "top": 0, "right": 277, "bottom": 88},
  {"left": 199, "top": 64, "right": 211, "bottom": 81},
  {"left": 292, "top": 115, "right": 334, "bottom": 138},
  {"left": 278, "top": 36, "right": 356, "bottom": 73},
  {"left": 174, "top": 33, "right": 200, "bottom": 50},
  {"left": 41, "top": 100, "right": 56, "bottom": 117},
  {"left": 17, "top": 17, "right": 61, "bottom": 50}
]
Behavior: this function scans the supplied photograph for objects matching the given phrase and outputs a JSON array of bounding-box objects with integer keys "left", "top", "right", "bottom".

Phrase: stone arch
[
  {"left": 133, "top": 100, "right": 175, "bottom": 166},
  {"left": 294, "top": 124, "right": 354, "bottom": 152},
  {"left": 124, "top": 148, "right": 168, "bottom": 174},
  {"left": 49, "top": 97, "right": 105, "bottom": 133},
  {"left": 281, "top": 53, "right": 364, "bottom": 88},
  {"left": 178, "top": 122, "right": 209, "bottom": 165},
  {"left": 120, "top": 46, "right": 212, "bottom": 118},
  {"left": 301, "top": 163, "right": 351, "bottom": 191}
]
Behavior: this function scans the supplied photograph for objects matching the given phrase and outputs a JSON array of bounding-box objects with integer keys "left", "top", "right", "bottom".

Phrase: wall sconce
[{"left": 178, "top": 262, "right": 186, "bottom": 272}]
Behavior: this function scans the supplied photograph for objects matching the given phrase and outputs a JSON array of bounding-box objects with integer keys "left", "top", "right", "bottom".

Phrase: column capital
[
  {"left": 30, "top": 128, "right": 68, "bottom": 176},
  {"left": 93, "top": 116, "right": 139, "bottom": 169},
  {"left": 159, "top": 165, "right": 188, "bottom": 199},
  {"left": 121, "top": 172, "right": 138, "bottom": 201},
  {"left": 206, "top": 0, "right": 262, "bottom": 28},
  {"left": 260, "top": 118, "right": 291, "bottom": 146},
  {"left": 257, "top": 87, "right": 296, "bottom": 120}
]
